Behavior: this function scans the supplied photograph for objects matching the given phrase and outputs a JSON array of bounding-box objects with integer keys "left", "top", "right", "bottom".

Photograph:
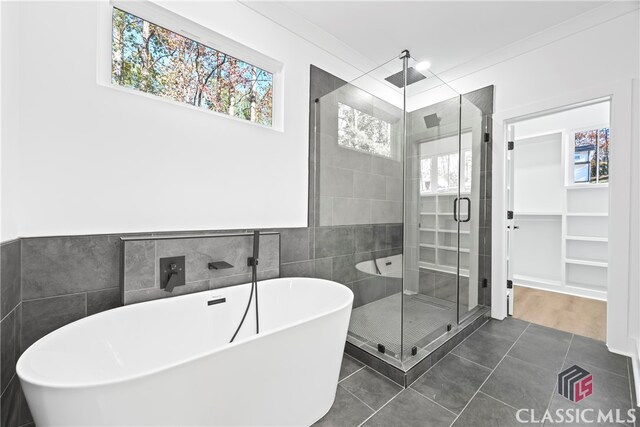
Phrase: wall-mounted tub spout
[
  {"left": 208, "top": 261, "right": 233, "bottom": 270},
  {"left": 165, "top": 268, "right": 180, "bottom": 292}
]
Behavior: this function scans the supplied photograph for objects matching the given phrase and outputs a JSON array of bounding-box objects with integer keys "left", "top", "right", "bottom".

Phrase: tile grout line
[
  {"left": 0, "top": 372, "right": 16, "bottom": 399},
  {"left": 340, "top": 384, "right": 376, "bottom": 412},
  {"left": 409, "top": 387, "right": 458, "bottom": 416},
  {"left": 84, "top": 292, "right": 88, "bottom": 317},
  {"left": 409, "top": 317, "right": 494, "bottom": 386},
  {"left": 571, "top": 357, "right": 632, "bottom": 380},
  {"left": 362, "top": 365, "right": 405, "bottom": 389},
  {"left": 356, "top": 388, "right": 404, "bottom": 427},
  {"left": 477, "top": 390, "right": 520, "bottom": 411},
  {"left": 338, "top": 365, "right": 366, "bottom": 384},
  {"left": 21, "top": 288, "right": 119, "bottom": 304},
  {"left": 627, "top": 358, "right": 637, "bottom": 427},
  {"left": 448, "top": 322, "right": 532, "bottom": 427},
  {"left": 20, "top": 239, "right": 23, "bottom": 327},
  {"left": 448, "top": 352, "right": 494, "bottom": 371},
  {"left": 541, "top": 333, "right": 574, "bottom": 426},
  {"left": 0, "top": 300, "right": 19, "bottom": 324},
  {"left": 351, "top": 358, "right": 404, "bottom": 388}
]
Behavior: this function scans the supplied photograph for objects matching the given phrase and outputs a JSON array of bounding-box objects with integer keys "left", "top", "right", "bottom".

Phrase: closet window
[{"left": 573, "top": 128, "right": 609, "bottom": 183}]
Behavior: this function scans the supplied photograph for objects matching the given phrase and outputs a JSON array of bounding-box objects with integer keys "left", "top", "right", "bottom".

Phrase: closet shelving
[
  {"left": 511, "top": 131, "right": 608, "bottom": 300},
  {"left": 419, "top": 192, "right": 470, "bottom": 277},
  {"left": 563, "top": 185, "right": 608, "bottom": 299}
]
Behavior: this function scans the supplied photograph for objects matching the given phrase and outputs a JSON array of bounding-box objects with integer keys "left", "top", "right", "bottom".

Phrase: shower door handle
[
  {"left": 453, "top": 198, "right": 459, "bottom": 222},
  {"left": 461, "top": 197, "right": 471, "bottom": 223},
  {"left": 453, "top": 198, "right": 471, "bottom": 222}
]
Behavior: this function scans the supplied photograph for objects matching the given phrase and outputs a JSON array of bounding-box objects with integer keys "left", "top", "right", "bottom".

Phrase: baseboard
[
  {"left": 513, "top": 278, "right": 607, "bottom": 301},
  {"left": 632, "top": 338, "right": 640, "bottom": 407}
]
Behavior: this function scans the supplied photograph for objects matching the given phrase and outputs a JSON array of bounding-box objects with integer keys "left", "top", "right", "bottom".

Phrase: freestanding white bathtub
[{"left": 17, "top": 277, "right": 353, "bottom": 426}]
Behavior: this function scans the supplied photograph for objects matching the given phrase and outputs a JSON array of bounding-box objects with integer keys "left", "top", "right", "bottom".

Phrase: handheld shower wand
[
  {"left": 229, "top": 230, "right": 260, "bottom": 343},
  {"left": 249, "top": 230, "right": 260, "bottom": 334}
]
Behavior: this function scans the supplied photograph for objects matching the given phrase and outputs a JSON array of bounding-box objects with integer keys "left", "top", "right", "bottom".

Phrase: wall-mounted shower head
[
  {"left": 384, "top": 67, "right": 427, "bottom": 88},
  {"left": 423, "top": 113, "right": 440, "bottom": 129}
]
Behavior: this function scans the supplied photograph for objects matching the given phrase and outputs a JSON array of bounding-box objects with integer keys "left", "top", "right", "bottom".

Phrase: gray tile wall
[
  {"left": 419, "top": 268, "right": 470, "bottom": 307},
  {"left": 315, "top": 75, "right": 404, "bottom": 226},
  {"left": 279, "top": 224, "right": 403, "bottom": 308},
  {"left": 20, "top": 235, "right": 123, "bottom": 354},
  {"left": 122, "top": 233, "right": 280, "bottom": 305},
  {"left": 307, "top": 65, "right": 404, "bottom": 307},
  {"left": 0, "top": 239, "right": 29, "bottom": 427}
]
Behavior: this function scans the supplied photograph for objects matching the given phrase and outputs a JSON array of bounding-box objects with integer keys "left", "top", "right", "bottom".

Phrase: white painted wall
[
  {"left": 630, "top": 77, "right": 640, "bottom": 401},
  {"left": 0, "top": 0, "right": 377, "bottom": 239},
  {"left": 513, "top": 102, "right": 610, "bottom": 140},
  {"left": 513, "top": 133, "right": 563, "bottom": 215},
  {"left": 446, "top": 10, "right": 638, "bottom": 355},
  {"left": 408, "top": 8, "right": 639, "bottom": 112},
  {"left": 0, "top": 2, "right": 22, "bottom": 241}
]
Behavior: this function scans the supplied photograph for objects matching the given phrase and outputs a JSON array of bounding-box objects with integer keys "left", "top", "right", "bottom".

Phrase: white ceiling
[
  {"left": 273, "top": 1, "right": 607, "bottom": 75},
  {"left": 241, "top": 0, "right": 637, "bottom": 107}
]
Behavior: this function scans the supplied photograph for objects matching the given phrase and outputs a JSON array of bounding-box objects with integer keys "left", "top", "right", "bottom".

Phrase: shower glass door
[
  {"left": 457, "top": 95, "right": 489, "bottom": 323},
  {"left": 314, "top": 57, "right": 406, "bottom": 364},
  {"left": 402, "top": 93, "right": 461, "bottom": 361},
  {"left": 402, "top": 84, "right": 490, "bottom": 362},
  {"left": 313, "top": 52, "right": 492, "bottom": 367}
]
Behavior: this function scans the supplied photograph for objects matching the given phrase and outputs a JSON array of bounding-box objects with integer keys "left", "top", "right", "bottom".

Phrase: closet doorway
[{"left": 506, "top": 99, "right": 610, "bottom": 341}]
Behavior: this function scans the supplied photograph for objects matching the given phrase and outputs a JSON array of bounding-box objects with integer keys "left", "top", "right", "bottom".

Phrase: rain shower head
[
  {"left": 384, "top": 67, "right": 427, "bottom": 88},
  {"left": 423, "top": 113, "right": 440, "bottom": 129}
]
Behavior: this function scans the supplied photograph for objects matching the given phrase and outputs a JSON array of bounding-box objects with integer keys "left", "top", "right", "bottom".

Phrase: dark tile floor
[{"left": 314, "top": 317, "right": 637, "bottom": 427}]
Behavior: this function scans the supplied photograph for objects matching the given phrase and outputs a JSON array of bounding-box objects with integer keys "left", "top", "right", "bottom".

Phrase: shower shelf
[
  {"left": 438, "top": 246, "right": 470, "bottom": 253},
  {"left": 438, "top": 229, "right": 470, "bottom": 234},
  {"left": 565, "top": 235, "right": 608, "bottom": 242},
  {"left": 566, "top": 212, "right": 608, "bottom": 217},
  {"left": 565, "top": 258, "right": 608, "bottom": 268},
  {"left": 421, "top": 192, "right": 472, "bottom": 196},
  {"left": 419, "top": 262, "right": 469, "bottom": 277},
  {"left": 419, "top": 193, "right": 473, "bottom": 275},
  {"left": 420, "top": 227, "right": 470, "bottom": 235}
]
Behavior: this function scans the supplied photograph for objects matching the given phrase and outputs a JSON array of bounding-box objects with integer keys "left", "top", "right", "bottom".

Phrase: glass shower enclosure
[{"left": 313, "top": 51, "right": 493, "bottom": 381}]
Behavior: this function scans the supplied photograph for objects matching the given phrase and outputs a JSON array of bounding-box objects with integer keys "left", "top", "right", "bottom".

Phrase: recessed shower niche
[{"left": 313, "top": 52, "right": 493, "bottom": 385}]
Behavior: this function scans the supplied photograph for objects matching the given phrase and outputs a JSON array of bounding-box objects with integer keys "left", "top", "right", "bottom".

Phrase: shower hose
[{"left": 229, "top": 232, "right": 260, "bottom": 343}]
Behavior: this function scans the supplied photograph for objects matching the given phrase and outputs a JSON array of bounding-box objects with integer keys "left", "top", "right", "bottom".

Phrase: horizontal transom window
[
  {"left": 111, "top": 8, "right": 274, "bottom": 126},
  {"left": 337, "top": 103, "right": 392, "bottom": 157}
]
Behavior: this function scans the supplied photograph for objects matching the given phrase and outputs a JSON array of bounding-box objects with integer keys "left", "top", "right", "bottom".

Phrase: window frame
[
  {"left": 420, "top": 148, "right": 472, "bottom": 195},
  {"left": 337, "top": 102, "right": 393, "bottom": 158},
  {"left": 569, "top": 125, "right": 610, "bottom": 185},
  {"left": 97, "top": 0, "right": 284, "bottom": 131}
]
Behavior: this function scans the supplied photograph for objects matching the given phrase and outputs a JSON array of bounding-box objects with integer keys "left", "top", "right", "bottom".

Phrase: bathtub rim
[
  {"left": 17, "top": 277, "right": 353, "bottom": 390},
  {"left": 355, "top": 253, "right": 402, "bottom": 279}
]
